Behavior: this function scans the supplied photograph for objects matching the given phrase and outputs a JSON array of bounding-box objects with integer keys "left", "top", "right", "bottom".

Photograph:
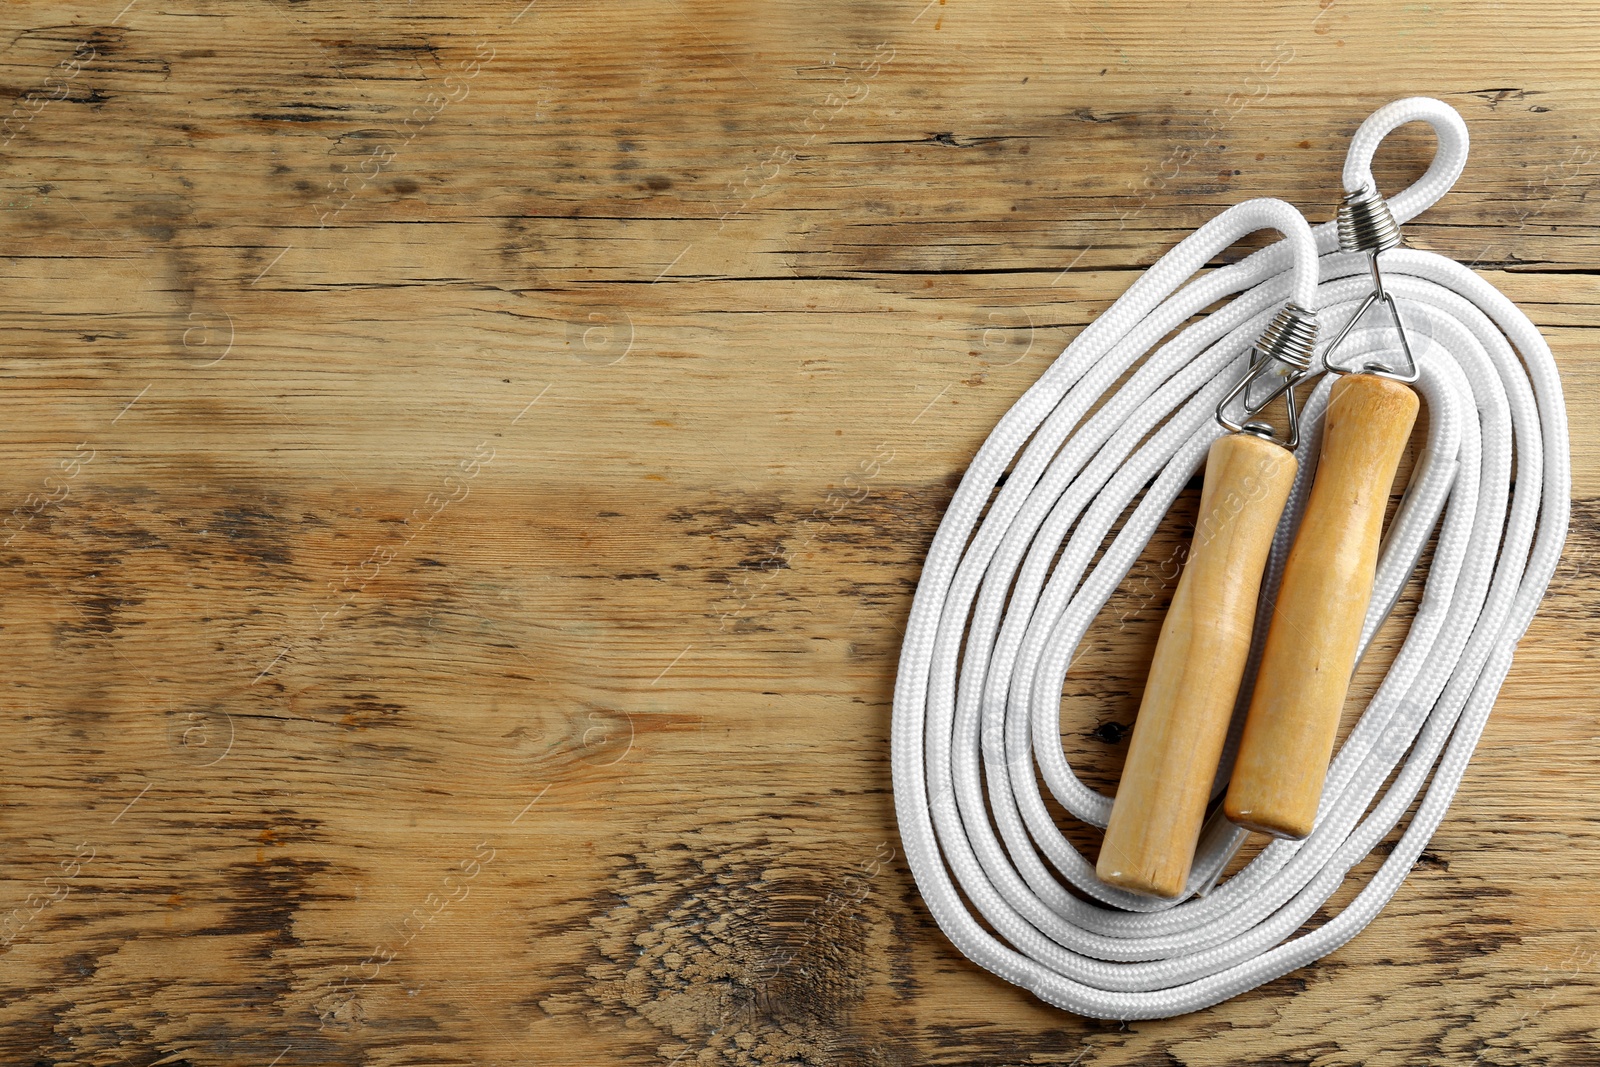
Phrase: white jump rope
[{"left": 890, "top": 97, "right": 1570, "bottom": 1019}]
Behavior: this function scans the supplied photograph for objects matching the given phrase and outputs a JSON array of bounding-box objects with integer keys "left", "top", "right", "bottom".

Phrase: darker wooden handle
[
  {"left": 1224, "top": 373, "right": 1420, "bottom": 840},
  {"left": 1098, "top": 432, "right": 1298, "bottom": 898}
]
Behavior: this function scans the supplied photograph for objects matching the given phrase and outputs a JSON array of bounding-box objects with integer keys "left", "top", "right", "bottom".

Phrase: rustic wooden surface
[{"left": 1, "top": 1, "right": 1597, "bottom": 1064}]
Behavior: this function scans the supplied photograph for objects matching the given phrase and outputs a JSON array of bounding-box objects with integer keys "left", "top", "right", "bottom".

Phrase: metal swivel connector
[
  {"left": 1217, "top": 303, "right": 1321, "bottom": 450},
  {"left": 1322, "top": 186, "right": 1418, "bottom": 381}
]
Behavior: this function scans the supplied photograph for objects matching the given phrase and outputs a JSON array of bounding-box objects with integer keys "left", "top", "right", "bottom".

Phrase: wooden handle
[
  {"left": 1224, "top": 373, "right": 1420, "bottom": 839},
  {"left": 1098, "top": 432, "right": 1298, "bottom": 898}
]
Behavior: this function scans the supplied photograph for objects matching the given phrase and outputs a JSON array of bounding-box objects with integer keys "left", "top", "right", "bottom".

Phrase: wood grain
[{"left": 0, "top": 1, "right": 1596, "bottom": 1064}]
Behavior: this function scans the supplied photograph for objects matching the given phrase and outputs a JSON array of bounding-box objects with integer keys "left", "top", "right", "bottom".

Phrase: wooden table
[{"left": 1, "top": 1, "right": 1595, "bottom": 1063}]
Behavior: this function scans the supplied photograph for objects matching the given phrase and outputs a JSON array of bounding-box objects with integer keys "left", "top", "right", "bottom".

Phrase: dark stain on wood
[{"left": 546, "top": 838, "right": 916, "bottom": 1064}]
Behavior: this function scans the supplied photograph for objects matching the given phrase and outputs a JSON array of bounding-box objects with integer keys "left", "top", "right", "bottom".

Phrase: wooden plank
[{"left": 0, "top": 0, "right": 1596, "bottom": 1063}]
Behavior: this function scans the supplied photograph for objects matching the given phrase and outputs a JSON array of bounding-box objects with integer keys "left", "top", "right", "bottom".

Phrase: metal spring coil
[
  {"left": 1337, "top": 185, "right": 1403, "bottom": 253},
  {"left": 1253, "top": 303, "right": 1319, "bottom": 368}
]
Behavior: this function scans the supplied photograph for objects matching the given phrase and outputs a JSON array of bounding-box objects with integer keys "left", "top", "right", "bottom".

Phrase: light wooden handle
[
  {"left": 1098, "top": 432, "right": 1298, "bottom": 898},
  {"left": 1224, "top": 373, "right": 1420, "bottom": 839}
]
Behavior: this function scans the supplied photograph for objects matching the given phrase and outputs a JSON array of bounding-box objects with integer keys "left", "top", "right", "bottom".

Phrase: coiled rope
[{"left": 890, "top": 97, "right": 1570, "bottom": 1019}]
